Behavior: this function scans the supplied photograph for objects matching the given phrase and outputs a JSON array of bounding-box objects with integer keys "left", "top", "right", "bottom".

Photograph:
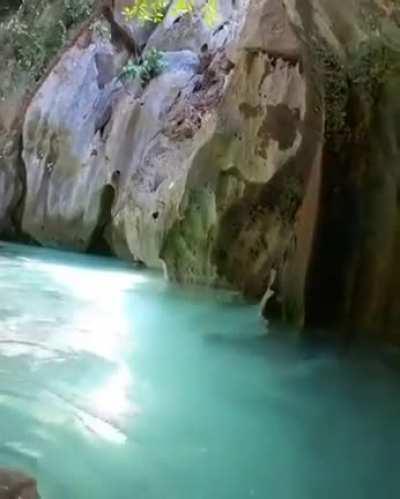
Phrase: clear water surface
[{"left": 0, "top": 242, "right": 399, "bottom": 499}]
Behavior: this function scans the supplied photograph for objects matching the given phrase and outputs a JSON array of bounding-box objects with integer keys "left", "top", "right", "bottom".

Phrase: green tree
[{"left": 122, "top": 0, "right": 218, "bottom": 26}]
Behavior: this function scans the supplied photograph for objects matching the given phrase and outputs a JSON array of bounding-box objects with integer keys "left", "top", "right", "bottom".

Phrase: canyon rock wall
[
  {"left": 1, "top": 0, "right": 400, "bottom": 342},
  {"left": 0, "top": 0, "right": 98, "bottom": 238},
  {"left": 280, "top": 0, "right": 400, "bottom": 341}
]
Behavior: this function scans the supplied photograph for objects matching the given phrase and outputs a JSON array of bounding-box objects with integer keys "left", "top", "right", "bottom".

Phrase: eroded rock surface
[{"left": 162, "top": 0, "right": 309, "bottom": 291}]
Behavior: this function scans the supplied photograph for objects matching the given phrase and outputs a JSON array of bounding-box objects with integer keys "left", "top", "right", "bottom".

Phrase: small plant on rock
[
  {"left": 349, "top": 36, "right": 394, "bottom": 103},
  {"left": 313, "top": 41, "right": 350, "bottom": 152},
  {"left": 120, "top": 48, "right": 166, "bottom": 86}
]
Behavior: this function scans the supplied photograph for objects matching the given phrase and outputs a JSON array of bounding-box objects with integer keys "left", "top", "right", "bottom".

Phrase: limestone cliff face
[
  {"left": 280, "top": 0, "right": 400, "bottom": 341},
  {"left": 0, "top": 0, "right": 96, "bottom": 238},
  {"left": 22, "top": 38, "right": 120, "bottom": 250},
  {"left": 1, "top": 0, "right": 400, "bottom": 342},
  {"left": 20, "top": 0, "right": 308, "bottom": 284}
]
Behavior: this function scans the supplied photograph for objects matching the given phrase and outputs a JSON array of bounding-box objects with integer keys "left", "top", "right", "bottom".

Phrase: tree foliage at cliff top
[
  {"left": 0, "top": 0, "right": 94, "bottom": 88},
  {"left": 123, "top": 0, "right": 219, "bottom": 26}
]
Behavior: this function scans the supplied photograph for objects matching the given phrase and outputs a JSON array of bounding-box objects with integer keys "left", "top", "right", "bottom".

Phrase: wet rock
[{"left": 0, "top": 468, "right": 39, "bottom": 499}]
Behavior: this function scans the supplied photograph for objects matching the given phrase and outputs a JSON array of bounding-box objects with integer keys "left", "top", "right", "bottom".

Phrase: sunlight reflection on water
[
  {"left": 0, "top": 252, "right": 149, "bottom": 445},
  {"left": 33, "top": 260, "right": 147, "bottom": 443},
  {"left": 1, "top": 243, "right": 400, "bottom": 499}
]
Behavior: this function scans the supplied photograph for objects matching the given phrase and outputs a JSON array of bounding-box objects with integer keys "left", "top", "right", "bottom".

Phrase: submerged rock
[{"left": 0, "top": 468, "right": 38, "bottom": 499}]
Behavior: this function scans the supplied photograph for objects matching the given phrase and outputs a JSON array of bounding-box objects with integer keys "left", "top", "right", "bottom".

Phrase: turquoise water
[{"left": 0, "top": 242, "right": 399, "bottom": 498}]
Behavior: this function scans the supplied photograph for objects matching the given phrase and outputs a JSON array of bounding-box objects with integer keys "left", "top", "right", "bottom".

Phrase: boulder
[
  {"left": 22, "top": 37, "right": 120, "bottom": 250},
  {"left": 0, "top": 0, "right": 100, "bottom": 238}
]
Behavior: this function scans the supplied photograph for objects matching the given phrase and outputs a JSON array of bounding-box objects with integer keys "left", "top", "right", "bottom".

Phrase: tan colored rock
[
  {"left": 162, "top": 0, "right": 309, "bottom": 292},
  {"left": 104, "top": 50, "right": 208, "bottom": 266}
]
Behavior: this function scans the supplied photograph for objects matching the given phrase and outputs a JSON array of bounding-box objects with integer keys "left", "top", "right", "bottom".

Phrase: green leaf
[
  {"left": 202, "top": 0, "right": 219, "bottom": 27},
  {"left": 123, "top": 0, "right": 219, "bottom": 25}
]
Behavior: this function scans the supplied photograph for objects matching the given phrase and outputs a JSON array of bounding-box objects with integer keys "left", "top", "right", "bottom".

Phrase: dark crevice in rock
[
  {"left": 95, "top": 105, "right": 113, "bottom": 137},
  {"left": 95, "top": 52, "right": 115, "bottom": 89},
  {"left": 8, "top": 134, "right": 32, "bottom": 243},
  {"left": 304, "top": 149, "right": 361, "bottom": 334},
  {"left": 102, "top": 3, "right": 139, "bottom": 57},
  {"left": 87, "top": 183, "right": 116, "bottom": 255},
  {"left": 289, "top": 0, "right": 400, "bottom": 341},
  {"left": 0, "top": 132, "right": 31, "bottom": 243}
]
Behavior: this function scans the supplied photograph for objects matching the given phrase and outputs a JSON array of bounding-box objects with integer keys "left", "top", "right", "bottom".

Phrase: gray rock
[
  {"left": 163, "top": 50, "right": 200, "bottom": 73},
  {"left": 21, "top": 39, "right": 120, "bottom": 250}
]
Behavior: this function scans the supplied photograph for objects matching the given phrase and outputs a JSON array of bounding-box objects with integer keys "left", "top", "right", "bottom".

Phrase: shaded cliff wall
[{"left": 278, "top": 0, "right": 400, "bottom": 341}]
